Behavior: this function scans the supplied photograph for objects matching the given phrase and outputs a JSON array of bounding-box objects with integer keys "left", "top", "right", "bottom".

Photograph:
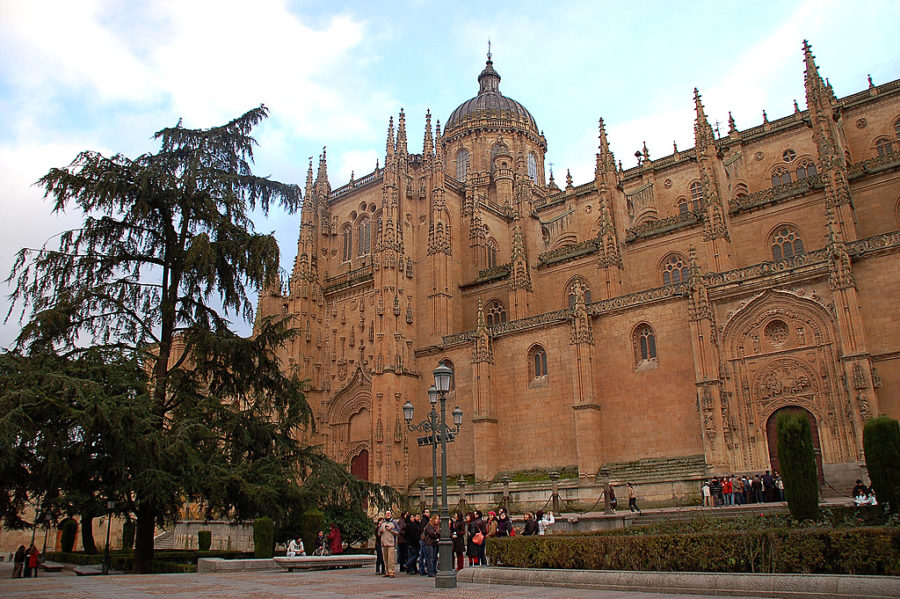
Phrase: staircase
[
  {"left": 603, "top": 454, "right": 708, "bottom": 485},
  {"left": 153, "top": 529, "right": 175, "bottom": 550}
]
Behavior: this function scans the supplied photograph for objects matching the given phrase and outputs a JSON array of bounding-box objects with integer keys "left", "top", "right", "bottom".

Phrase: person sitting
[
  {"left": 852, "top": 479, "right": 878, "bottom": 506},
  {"left": 287, "top": 537, "right": 304, "bottom": 557},
  {"left": 313, "top": 530, "right": 329, "bottom": 556}
]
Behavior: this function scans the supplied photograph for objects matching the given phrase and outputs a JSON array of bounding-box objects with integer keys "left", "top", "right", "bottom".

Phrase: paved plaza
[{"left": 0, "top": 564, "right": 753, "bottom": 599}]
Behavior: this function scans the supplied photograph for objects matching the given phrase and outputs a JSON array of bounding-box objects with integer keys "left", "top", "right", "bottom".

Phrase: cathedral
[{"left": 256, "top": 41, "right": 900, "bottom": 501}]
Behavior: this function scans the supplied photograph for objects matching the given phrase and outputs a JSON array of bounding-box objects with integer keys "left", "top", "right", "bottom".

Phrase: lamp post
[
  {"left": 403, "top": 363, "right": 463, "bottom": 588},
  {"left": 102, "top": 500, "right": 114, "bottom": 575}
]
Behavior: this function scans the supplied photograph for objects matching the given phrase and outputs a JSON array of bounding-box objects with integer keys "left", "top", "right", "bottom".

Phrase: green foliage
[
  {"left": 776, "top": 411, "right": 819, "bottom": 521},
  {"left": 60, "top": 518, "right": 78, "bottom": 552},
  {"left": 324, "top": 506, "right": 372, "bottom": 547},
  {"left": 122, "top": 520, "right": 135, "bottom": 550},
  {"left": 45, "top": 549, "right": 251, "bottom": 573},
  {"left": 864, "top": 416, "right": 900, "bottom": 513},
  {"left": 488, "top": 528, "right": 900, "bottom": 574},
  {"left": 197, "top": 530, "right": 211, "bottom": 551},
  {"left": 297, "top": 509, "right": 327, "bottom": 556},
  {"left": 253, "top": 517, "right": 275, "bottom": 558}
]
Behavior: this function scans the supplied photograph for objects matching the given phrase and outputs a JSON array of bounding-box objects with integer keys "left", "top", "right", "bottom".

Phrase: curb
[{"left": 456, "top": 567, "right": 900, "bottom": 599}]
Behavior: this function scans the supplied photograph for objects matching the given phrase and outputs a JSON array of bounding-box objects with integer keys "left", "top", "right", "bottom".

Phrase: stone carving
[
  {"left": 852, "top": 362, "right": 868, "bottom": 389},
  {"left": 755, "top": 358, "right": 816, "bottom": 403},
  {"left": 375, "top": 417, "right": 384, "bottom": 443},
  {"left": 764, "top": 319, "right": 789, "bottom": 345},
  {"left": 857, "top": 392, "right": 871, "bottom": 421}
]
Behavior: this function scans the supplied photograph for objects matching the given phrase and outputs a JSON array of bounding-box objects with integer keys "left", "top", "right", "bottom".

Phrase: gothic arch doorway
[
  {"left": 350, "top": 449, "right": 369, "bottom": 482},
  {"left": 765, "top": 406, "right": 824, "bottom": 482}
]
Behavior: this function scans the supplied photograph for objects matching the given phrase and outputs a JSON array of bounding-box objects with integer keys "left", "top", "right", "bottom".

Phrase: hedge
[
  {"left": 253, "top": 517, "right": 275, "bottom": 558},
  {"left": 487, "top": 528, "right": 900, "bottom": 575},
  {"left": 45, "top": 550, "right": 254, "bottom": 573},
  {"left": 198, "top": 530, "right": 211, "bottom": 552}
]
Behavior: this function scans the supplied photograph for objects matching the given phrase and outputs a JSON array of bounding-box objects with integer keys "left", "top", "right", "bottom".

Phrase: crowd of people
[
  {"left": 701, "top": 471, "right": 784, "bottom": 506},
  {"left": 373, "top": 507, "right": 555, "bottom": 577}
]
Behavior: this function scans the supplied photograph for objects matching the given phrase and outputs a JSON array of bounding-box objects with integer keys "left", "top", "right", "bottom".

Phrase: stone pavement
[{"left": 0, "top": 563, "right": 753, "bottom": 599}]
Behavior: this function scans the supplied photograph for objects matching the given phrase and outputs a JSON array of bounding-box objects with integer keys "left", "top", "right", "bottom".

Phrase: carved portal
[
  {"left": 326, "top": 365, "right": 372, "bottom": 466},
  {"left": 719, "top": 290, "right": 861, "bottom": 472}
]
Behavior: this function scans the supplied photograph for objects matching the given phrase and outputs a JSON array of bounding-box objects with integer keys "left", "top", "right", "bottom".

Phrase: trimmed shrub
[
  {"left": 60, "top": 518, "right": 78, "bottom": 553},
  {"left": 777, "top": 411, "right": 819, "bottom": 521},
  {"left": 198, "top": 530, "right": 211, "bottom": 551},
  {"left": 121, "top": 520, "right": 135, "bottom": 550},
  {"left": 487, "top": 528, "right": 900, "bottom": 575},
  {"left": 863, "top": 415, "right": 900, "bottom": 513},
  {"left": 253, "top": 517, "right": 275, "bottom": 558},
  {"left": 299, "top": 509, "right": 327, "bottom": 556}
]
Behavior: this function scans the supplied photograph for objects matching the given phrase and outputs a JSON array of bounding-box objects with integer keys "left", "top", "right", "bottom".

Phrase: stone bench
[
  {"left": 40, "top": 560, "right": 65, "bottom": 572},
  {"left": 273, "top": 554, "right": 375, "bottom": 572}
]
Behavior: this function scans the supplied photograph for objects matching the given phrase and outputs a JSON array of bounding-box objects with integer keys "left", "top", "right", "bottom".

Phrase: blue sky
[{"left": 1, "top": 0, "right": 898, "bottom": 347}]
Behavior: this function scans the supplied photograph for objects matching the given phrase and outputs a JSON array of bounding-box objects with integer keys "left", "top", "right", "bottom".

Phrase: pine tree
[
  {"left": 5, "top": 107, "right": 307, "bottom": 572},
  {"left": 776, "top": 411, "right": 819, "bottom": 521},
  {"left": 863, "top": 416, "right": 900, "bottom": 513}
]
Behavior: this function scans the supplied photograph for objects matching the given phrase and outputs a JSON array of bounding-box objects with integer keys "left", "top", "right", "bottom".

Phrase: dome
[{"left": 444, "top": 58, "right": 538, "bottom": 135}]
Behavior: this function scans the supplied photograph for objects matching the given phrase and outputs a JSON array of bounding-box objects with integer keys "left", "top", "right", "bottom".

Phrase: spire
[
  {"left": 509, "top": 220, "right": 532, "bottom": 291},
  {"left": 434, "top": 120, "right": 443, "bottom": 168},
  {"left": 727, "top": 112, "right": 737, "bottom": 133},
  {"left": 565, "top": 169, "right": 573, "bottom": 189},
  {"left": 396, "top": 108, "right": 408, "bottom": 157},
  {"left": 641, "top": 141, "right": 650, "bottom": 162},
  {"left": 385, "top": 115, "right": 395, "bottom": 160},
  {"left": 423, "top": 109, "right": 434, "bottom": 159},
  {"left": 304, "top": 156, "right": 314, "bottom": 199},
  {"left": 693, "top": 88, "right": 715, "bottom": 150},
  {"left": 477, "top": 52, "right": 501, "bottom": 95},
  {"left": 315, "top": 147, "right": 330, "bottom": 196},
  {"left": 803, "top": 39, "right": 822, "bottom": 91},
  {"left": 595, "top": 117, "right": 616, "bottom": 176}
]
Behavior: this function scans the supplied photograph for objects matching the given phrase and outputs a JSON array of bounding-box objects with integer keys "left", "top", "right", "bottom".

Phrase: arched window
[
  {"left": 357, "top": 218, "right": 371, "bottom": 257},
  {"left": 566, "top": 278, "right": 592, "bottom": 308},
  {"left": 689, "top": 182, "right": 703, "bottom": 209},
  {"left": 528, "top": 345, "right": 548, "bottom": 380},
  {"left": 486, "top": 239, "right": 498, "bottom": 269},
  {"left": 771, "top": 225, "right": 805, "bottom": 260},
  {"left": 341, "top": 225, "right": 353, "bottom": 262},
  {"left": 876, "top": 138, "right": 893, "bottom": 158},
  {"left": 676, "top": 197, "right": 689, "bottom": 214},
  {"left": 661, "top": 254, "right": 688, "bottom": 286},
  {"left": 771, "top": 166, "right": 792, "bottom": 187},
  {"left": 894, "top": 117, "right": 900, "bottom": 141},
  {"left": 439, "top": 358, "right": 455, "bottom": 390},
  {"left": 456, "top": 149, "right": 469, "bottom": 182},
  {"left": 527, "top": 153, "right": 537, "bottom": 182},
  {"left": 485, "top": 299, "right": 507, "bottom": 326},
  {"left": 796, "top": 159, "right": 817, "bottom": 180},
  {"left": 633, "top": 324, "right": 658, "bottom": 368}
]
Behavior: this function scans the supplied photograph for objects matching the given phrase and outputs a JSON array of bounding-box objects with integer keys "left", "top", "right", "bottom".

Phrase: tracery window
[
  {"left": 528, "top": 345, "right": 548, "bottom": 380},
  {"left": 771, "top": 225, "right": 805, "bottom": 260},
  {"left": 782, "top": 149, "right": 797, "bottom": 163},
  {"left": 771, "top": 166, "right": 792, "bottom": 187},
  {"left": 341, "top": 225, "right": 353, "bottom": 262},
  {"left": 456, "top": 149, "right": 469, "bottom": 182},
  {"left": 357, "top": 218, "right": 371, "bottom": 257},
  {"left": 439, "top": 358, "right": 455, "bottom": 390},
  {"left": 894, "top": 117, "right": 900, "bottom": 140},
  {"left": 677, "top": 197, "right": 689, "bottom": 214},
  {"left": 485, "top": 299, "right": 507, "bottom": 326},
  {"left": 633, "top": 324, "right": 658, "bottom": 368},
  {"left": 876, "top": 138, "right": 893, "bottom": 158},
  {"left": 566, "top": 279, "right": 592, "bottom": 308},
  {"left": 689, "top": 182, "right": 703, "bottom": 209},
  {"left": 661, "top": 254, "right": 688, "bottom": 286},
  {"left": 486, "top": 240, "right": 498, "bottom": 269},
  {"left": 795, "top": 159, "right": 817, "bottom": 180},
  {"left": 527, "top": 153, "right": 538, "bottom": 182}
]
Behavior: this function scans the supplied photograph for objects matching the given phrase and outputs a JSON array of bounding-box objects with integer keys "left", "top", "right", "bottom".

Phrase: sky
[{"left": 1, "top": 0, "right": 898, "bottom": 348}]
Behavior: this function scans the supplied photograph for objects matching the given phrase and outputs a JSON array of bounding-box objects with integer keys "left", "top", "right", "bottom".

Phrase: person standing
[
  {"left": 702, "top": 480, "right": 711, "bottom": 507},
  {"left": 465, "top": 512, "right": 480, "bottom": 566},
  {"left": 402, "top": 513, "right": 421, "bottom": 574},
  {"left": 326, "top": 522, "right": 343, "bottom": 555},
  {"left": 24, "top": 543, "right": 40, "bottom": 578},
  {"left": 451, "top": 511, "right": 466, "bottom": 571},
  {"left": 378, "top": 510, "right": 399, "bottom": 578},
  {"left": 12, "top": 545, "right": 25, "bottom": 578},
  {"left": 422, "top": 514, "right": 440, "bottom": 577},
  {"left": 626, "top": 483, "right": 642, "bottom": 514},
  {"left": 374, "top": 517, "right": 384, "bottom": 575},
  {"left": 536, "top": 510, "right": 555, "bottom": 535},
  {"left": 722, "top": 476, "right": 733, "bottom": 506},
  {"left": 474, "top": 510, "right": 487, "bottom": 566},
  {"left": 396, "top": 511, "right": 409, "bottom": 573}
]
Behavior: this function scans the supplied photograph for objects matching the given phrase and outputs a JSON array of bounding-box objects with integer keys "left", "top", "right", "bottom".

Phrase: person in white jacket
[
  {"left": 535, "top": 510, "right": 555, "bottom": 535},
  {"left": 287, "top": 537, "right": 305, "bottom": 557}
]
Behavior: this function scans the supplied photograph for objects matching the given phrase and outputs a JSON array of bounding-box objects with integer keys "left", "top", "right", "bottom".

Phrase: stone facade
[{"left": 256, "top": 42, "right": 900, "bottom": 497}]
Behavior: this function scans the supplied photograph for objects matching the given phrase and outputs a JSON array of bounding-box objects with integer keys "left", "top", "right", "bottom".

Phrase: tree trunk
[
  {"left": 80, "top": 511, "right": 97, "bottom": 553},
  {"left": 133, "top": 504, "right": 156, "bottom": 573}
]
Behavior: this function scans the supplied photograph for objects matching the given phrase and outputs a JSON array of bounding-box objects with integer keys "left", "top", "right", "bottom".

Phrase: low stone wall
[
  {"left": 458, "top": 566, "right": 900, "bottom": 599},
  {"left": 197, "top": 558, "right": 277, "bottom": 573}
]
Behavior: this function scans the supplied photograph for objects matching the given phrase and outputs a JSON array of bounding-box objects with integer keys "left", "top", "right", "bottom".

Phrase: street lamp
[
  {"left": 102, "top": 499, "right": 114, "bottom": 575},
  {"left": 402, "top": 364, "right": 463, "bottom": 588}
]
